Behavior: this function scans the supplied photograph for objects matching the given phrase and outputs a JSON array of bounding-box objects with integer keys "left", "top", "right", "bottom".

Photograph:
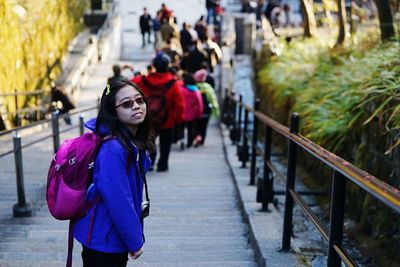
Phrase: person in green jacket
[{"left": 193, "top": 69, "right": 220, "bottom": 146}]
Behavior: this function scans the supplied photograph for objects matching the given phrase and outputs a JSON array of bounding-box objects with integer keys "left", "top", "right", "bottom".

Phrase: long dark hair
[{"left": 96, "top": 79, "right": 156, "bottom": 154}]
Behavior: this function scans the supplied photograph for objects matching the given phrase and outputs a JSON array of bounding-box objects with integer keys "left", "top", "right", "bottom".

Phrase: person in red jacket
[{"left": 132, "top": 53, "right": 184, "bottom": 172}]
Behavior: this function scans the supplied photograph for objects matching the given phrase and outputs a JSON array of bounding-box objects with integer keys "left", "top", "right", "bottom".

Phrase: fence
[
  {"left": 222, "top": 90, "right": 400, "bottom": 267},
  {"left": 0, "top": 105, "right": 97, "bottom": 217},
  {"left": 0, "top": 89, "right": 48, "bottom": 127}
]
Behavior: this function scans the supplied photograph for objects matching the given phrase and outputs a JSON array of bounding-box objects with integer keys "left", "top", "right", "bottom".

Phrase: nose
[{"left": 132, "top": 101, "right": 140, "bottom": 109}]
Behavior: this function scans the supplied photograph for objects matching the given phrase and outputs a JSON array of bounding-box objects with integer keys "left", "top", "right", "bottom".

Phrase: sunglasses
[{"left": 115, "top": 97, "right": 146, "bottom": 109}]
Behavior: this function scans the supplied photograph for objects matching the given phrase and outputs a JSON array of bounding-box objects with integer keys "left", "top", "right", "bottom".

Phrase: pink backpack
[
  {"left": 46, "top": 132, "right": 103, "bottom": 220},
  {"left": 46, "top": 132, "right": 107, "bottom": 267}
]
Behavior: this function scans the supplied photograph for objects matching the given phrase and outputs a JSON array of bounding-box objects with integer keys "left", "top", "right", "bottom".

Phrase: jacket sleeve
[{"left": 95, "top": 141, "right": 143, "bottom": 252}]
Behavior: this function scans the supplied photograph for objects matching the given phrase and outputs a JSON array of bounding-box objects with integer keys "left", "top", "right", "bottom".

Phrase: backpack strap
[
  {"left": 66, "top": 221, "right": 74, "bottom": 267},
  {"left": 142, "top": 75, "right": 176, "bottom": 91},
  {"left": 164, "top": 78, "right": 177, "bottom": 89}
]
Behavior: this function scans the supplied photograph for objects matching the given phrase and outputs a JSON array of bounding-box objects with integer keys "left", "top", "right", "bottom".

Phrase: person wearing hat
[{"left": 131, "top": 53, "right": 184, "bottom": 172}]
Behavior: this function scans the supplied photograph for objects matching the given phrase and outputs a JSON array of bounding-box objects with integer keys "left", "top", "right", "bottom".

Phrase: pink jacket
[{"left": 181, "top": 84, "right": 203, "bottom": 122}]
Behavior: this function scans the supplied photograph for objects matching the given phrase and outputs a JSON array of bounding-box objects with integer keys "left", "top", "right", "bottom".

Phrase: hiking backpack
[
  {"left": 46, "top": 132, "right": 107, "bottom": 267},
  {"left": 141, "top": 76, "right": 176, "bottom": 126},
  {"left": 46, "top": 132, "right": 105, "bottom": 220}
]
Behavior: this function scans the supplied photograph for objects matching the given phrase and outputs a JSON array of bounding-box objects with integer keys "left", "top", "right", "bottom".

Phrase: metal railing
[
  {"left": 222, "top": 90, "right": 400, "bottom": 267},
  {"left": 0, "top": 89, "right": 47, "bottom": 126},
  {"left": 0, "top": 105, "right": 98, "bottom": 217}
]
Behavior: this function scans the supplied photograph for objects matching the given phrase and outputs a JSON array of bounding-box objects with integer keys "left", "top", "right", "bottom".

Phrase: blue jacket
[{"left": 73, "top": 118, "right": 152, "bottom": 253}]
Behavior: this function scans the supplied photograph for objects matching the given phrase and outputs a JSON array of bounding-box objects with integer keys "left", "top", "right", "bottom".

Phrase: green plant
[{"left": 256, "top": 26, "right": 400, "bottom": 266}]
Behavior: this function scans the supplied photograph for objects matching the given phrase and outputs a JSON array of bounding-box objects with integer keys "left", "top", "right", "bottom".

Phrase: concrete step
[
  {"left": 0, "top": 249, "right": 255, "bottom": 262},
  {"left": 0, "top": 227, "right": 249, "bottom": 242},
  {"left": 1, "top": 240, "right": 253, "bottom": 253},
  {"left": 1, "top": 260, "right": 257, "bottom": 267}
]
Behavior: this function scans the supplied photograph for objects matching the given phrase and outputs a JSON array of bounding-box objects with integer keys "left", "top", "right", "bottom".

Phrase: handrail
[
  {"left": 224, "top": 92, "right": 400, "bottom": 267},
  {"left": 238, "top": 98, "right": 400, "bottom": 213},
  {"left": 0, "top": 90, "right": 46, "bottom": 97},
  {"left": 291, "top": 133, "right": 400, "bottom": 213},
  {"left": 0, "top": 108, "right": 95, "bottom": 217},
  {"left": 0, "top": 105, "right": 97, "bottom": 137}
]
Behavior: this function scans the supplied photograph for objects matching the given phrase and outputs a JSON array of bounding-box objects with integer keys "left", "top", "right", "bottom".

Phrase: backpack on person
[
  {"left": 46, "top": 132, "right": 105, "bottom": 220},
  {"left": 46, "top": 132, "right": 109, "bottom": 267},
  {"left": 141, "top": 76, "right": 176, "bottom": 126}
]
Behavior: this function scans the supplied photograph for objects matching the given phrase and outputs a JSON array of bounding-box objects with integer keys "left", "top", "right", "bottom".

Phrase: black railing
[
  {"left": 0, "top": 105, "right": 97, "bottom": 217},
  {"left": 222, "top": 90, "right": 400, "bottom": 267}
]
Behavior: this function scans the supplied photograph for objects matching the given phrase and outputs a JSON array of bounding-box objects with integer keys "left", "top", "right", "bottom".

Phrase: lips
[{"left": 132, "top": 112, "right": 143, "bottom": 118}]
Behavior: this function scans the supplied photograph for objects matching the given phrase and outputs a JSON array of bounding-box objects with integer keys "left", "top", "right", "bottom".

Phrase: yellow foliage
[{"left": 0, "top": 0, "right": 86, "bottom": 124}]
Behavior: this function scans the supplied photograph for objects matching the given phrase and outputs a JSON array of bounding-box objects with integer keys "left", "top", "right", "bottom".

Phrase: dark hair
[
  {"left": 112, "top": 64, "right": 121, "bottom": 76},
  {"left": 96, "top": 79, "right": 156, "bottom": 154},
  {"left": 183, "top": 73, "right": 196, "bottom": 85},
  {"left": 152, "top": 53, "right": 171, "bottom": 72}
]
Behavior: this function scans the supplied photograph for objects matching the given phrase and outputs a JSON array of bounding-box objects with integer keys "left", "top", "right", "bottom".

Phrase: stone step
[
  {"left": 1, "top": 260, "right": 257, "bottom": 267},
  {"left": 0, "top": 213, "right": 245, "bottom": 226},
  {"left": 0, "top": 225, "right": 249, "bottom": 242},
  {"left": 136, "top": 249, "right": 255, "bottom": 263},
  {"left": 0, "top": 221, "right": 246, "bottom": 231},
  {"left": 131, "top": 262, "right": 257, "bottom": 267},
  {"left": 0, "top": 249, "right": 255, "bottom": 263},
  {"left": 1, "top": 240, "right": 252, "bottom": 253}
]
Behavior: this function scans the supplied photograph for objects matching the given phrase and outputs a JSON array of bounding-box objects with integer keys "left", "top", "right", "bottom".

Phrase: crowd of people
[
  {"left": 66, "top": 3, "right": 224, "bottom": 266},
  {"left": 110, "top": 2, "right": 222, "bottom": 173}
]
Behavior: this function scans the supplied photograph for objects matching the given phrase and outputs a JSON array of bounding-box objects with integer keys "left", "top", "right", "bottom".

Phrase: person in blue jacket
[{"left": 74, "top": 79, "right": 155, "bottom": 266}]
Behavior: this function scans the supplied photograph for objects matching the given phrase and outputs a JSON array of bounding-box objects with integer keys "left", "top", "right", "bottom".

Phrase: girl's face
[{"left": 115, "top": 86, "right": 147, "bottom": 133}]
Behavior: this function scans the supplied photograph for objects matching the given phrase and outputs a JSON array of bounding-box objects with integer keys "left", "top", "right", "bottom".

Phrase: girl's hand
[{"left": 129, "top": 247, "right": 144, "bottom": 259}]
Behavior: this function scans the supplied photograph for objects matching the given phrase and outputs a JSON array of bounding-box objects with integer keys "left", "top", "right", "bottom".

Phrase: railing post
[
  {"left": 240, "top": 108, "right": 249, "bottom": 167},
  {"left": 222, "top": 88, "right": 230, "bottom": 125},
  {"left": 236, "top": 94, "right": 243, "bottom": 146},
  {"left": 249, "top": 99, "right": 260, "bottom": 185},
  {"left": 79, "top": 114, "right": 85, "bottom": 136},
  {"left": 229, "top": 92, "right": 237, "bottom": 144},
  {"left": 14, "top": 89, "right": 20, "bottom": 126},
  {"left": 35, "top": 93, "right": 41, "bottom": 121},
  {"left": 51, "top": 111, "right": 60, "bottom": 154},
  {"left": 281, "top": 113, "right": 299, "bottom": 251},
  {"left": 12, "top": 131, "right": 32, "bottom": 217},
  {"left": 327, "top": 170, "right": 347, "bottom": 267},
  {"left": 261, "top": 124, "right": 272, "bottom": 211}
]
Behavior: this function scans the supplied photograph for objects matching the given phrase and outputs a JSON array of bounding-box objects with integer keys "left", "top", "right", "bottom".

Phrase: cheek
[{"left": 116, "top": 108, "right": 127, "bottom": 121}]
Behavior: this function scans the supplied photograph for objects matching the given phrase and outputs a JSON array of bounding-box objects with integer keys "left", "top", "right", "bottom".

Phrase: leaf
[
  {"left": 384, "top": 139, "right": 400, "bottom": 155},
  {"left": 363, "top": 96, "right": 394, "bottom": 125}
]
